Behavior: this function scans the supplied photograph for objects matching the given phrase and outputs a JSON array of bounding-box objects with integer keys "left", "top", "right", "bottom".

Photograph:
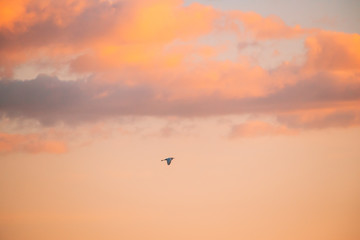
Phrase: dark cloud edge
[{"left": 0, "top": 73, "right": 360, "bottom": 128}]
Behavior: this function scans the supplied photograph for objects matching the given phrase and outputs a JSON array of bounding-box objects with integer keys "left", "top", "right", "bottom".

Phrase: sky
[{"left": 0, "top": 0, "right": 360, "bottom": 239}]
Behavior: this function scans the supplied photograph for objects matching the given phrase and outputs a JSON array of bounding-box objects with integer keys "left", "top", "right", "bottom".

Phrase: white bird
[{"left": 161, "top": 157, "right": 174, "bottom": 165}]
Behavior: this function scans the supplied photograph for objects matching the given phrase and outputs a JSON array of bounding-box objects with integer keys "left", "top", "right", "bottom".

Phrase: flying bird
[{"left": 161, "top": 157, "right": 174, "bottom": 165}]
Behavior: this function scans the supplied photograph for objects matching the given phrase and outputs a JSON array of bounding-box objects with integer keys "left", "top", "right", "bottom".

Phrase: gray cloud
[
  {"left": 1, "top": 72, "right": 360, "bottom": 128},
  {"left": 245, "top": 72, "right": 360, "bottom": 111}
]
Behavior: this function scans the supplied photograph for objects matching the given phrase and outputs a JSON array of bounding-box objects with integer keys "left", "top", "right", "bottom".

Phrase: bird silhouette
[{"left": 161, "top": 157, "right": 174, "bottom": 165}]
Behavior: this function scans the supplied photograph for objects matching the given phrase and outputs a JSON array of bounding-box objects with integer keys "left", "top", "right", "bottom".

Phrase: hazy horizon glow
[{"left": 1, "top": 1, "right": 359, "bottom": 239}]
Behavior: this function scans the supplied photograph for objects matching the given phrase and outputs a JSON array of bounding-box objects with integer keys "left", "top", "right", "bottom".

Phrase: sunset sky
[{"left": 1, "top": 0, "right": 360, "bottom": 239}]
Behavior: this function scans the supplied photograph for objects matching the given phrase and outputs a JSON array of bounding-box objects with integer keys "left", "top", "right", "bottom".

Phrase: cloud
[
  {"left": 0, "top": 0, "right": 313, "bottom": 78},
  {"left": 0, "top": 0, "right": 30, "bottom": 31},
  {"left": 0, "top": 0, "right": 359, "bottom": 133},
  {"left": 0, "top": 74, "right": 156, "bottom": 125},
  {"left": 117, "top": 0, "right": 218, "bottom": 44},
  {"left": 229, "top": 121, "right": 297, "bottom": 138},
  {"left": 305, "top": 31, "right": 360, "bottom": 72},
  {"left": 0, "top": 131, "right": 67, "bottom": 154},
  {"left": 0, "top": 70, "right": 359, "bottom": 130},
  {"left": 246, "top": 72, "right": 360, "bottom": 112},
  {"left": 0, "top": 0, "right": 123, "bottom": 77},
  {"left": 227, "top": 11, "right": 310, "bottom": 40},
  {"left": 276, "top": 108, "right": 360, "bottom": 129}
]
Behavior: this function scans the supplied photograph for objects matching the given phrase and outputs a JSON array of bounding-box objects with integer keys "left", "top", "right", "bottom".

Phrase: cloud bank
[
  {"left": 0, "top": 0, "right": 360, "bottom": 144},
  {"left": 1, "top": 70, "right": 359, "bottom": 128}
]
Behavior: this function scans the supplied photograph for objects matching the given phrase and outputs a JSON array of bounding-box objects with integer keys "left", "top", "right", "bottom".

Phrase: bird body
[{"left": 161, "top": 157, "right": 174, "bottom": 165}]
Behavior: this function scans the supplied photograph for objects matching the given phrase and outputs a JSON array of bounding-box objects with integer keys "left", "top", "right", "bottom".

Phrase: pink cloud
[
  {"left": 0, "top": 0, "right": 359, "bottom": 132},
  {"left": 0, "top": 132, "right": 67, "bottom": 154},
  {"left": 0, "top": 0, "right": 123, "bottom": 77},
  {"left": 305, "top": 31, "right": 360, "bottom": 72},
  {"left": 0, "top": 0, "right": 313, "bottom": 77},
  {"left": 226, "top": 11, "right": 310, "bottom": 40},
  {"left": 277, "top": 107, "right": 360, "bottom": 129},
  {"left": 229, "top": 121, "right": 297, "bottom": 138}
]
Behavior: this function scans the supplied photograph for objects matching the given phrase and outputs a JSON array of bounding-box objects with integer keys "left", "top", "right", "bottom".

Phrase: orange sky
[{"left": 0, "top": 0, "right": 359, "bottom": 239}]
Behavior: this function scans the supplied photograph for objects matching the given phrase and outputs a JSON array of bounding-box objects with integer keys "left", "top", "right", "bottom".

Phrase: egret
[{"left": 161, "top": 157, "right": 174, "bottom": 165}]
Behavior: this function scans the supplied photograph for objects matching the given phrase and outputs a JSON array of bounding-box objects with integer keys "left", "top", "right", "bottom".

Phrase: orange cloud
[
  {"left": 117, "top": 0, "right": 218, "bottom": 44},
  {"left": 0, "top": 0, "right": 30, "bottom": 31},
  {"left": 169, "top": 59, "right": 270, "bottom": 98},
  {"left": 227, "top": 11, "right": 308, "bottom": 40},
  {"left": 0, "top": 0, "right": 315, "bottom": 78},
  {"left": 69, "top": 0, "right": 220, "bottom": 73},
  {"left": 0, "top": 132, "right": 67, "bottom": 154},
  {"left": 1, "top": 0, "right": 360, "bottom": 133},
  {"left": 0, "top": 0, "right": 90, "bottom": 32},
  {"left": 229, "top": 121, "right": 297, "bottom": 138},
  {"left": 69, "top": 3, "right": 312, "bottom": 74},
  {"left": 277, "top": 106, "right": 360, "bottom": 129},
  {"left": 305, "top": 31, "right": 360, "bottom": 72},
  {"left": 0, "top": 0, "right": 120, "bottom": 77}
]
